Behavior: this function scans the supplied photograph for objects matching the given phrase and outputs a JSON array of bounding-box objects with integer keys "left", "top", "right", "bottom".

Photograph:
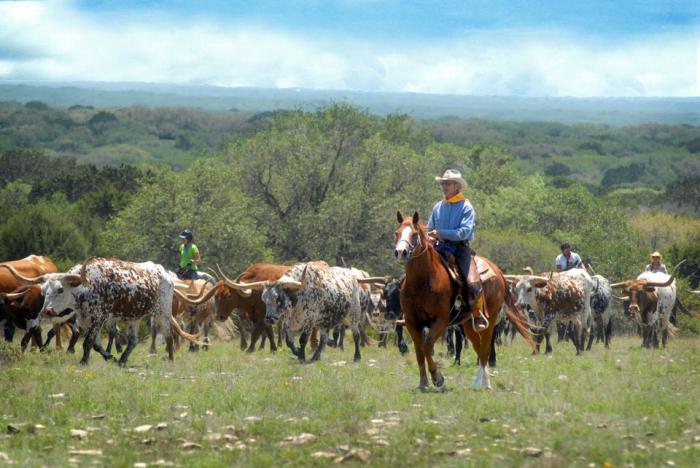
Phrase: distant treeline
[{"left": 0, "top": 103, "right": 699, "bottom": 333}]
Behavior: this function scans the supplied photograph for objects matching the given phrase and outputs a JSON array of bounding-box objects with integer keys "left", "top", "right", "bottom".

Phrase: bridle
[{"left": 396, "top": 224, "right": 426, "bottom": 260}]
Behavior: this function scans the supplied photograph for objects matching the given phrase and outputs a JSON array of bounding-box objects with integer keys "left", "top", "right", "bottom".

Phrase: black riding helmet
[{"left": 179, "top": 229, "right": 193, "bottom": 241}]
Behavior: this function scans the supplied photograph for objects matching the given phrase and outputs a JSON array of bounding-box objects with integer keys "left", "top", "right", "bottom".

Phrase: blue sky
[{"left": 1, "top": 0, "right": 698, "bottom": 96}]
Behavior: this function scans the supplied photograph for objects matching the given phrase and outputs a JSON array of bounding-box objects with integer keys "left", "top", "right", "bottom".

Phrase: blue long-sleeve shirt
[{"left": 427, "top": 199, "right": 476, "bottom": 241}]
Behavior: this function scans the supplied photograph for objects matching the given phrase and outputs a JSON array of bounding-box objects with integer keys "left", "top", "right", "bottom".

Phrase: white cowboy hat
[
  {"left": 650, "top": 251, "right": 662, "bottom": 259},
  {"left": 435, "top": 169, "right": 467, "bottom": 190}
]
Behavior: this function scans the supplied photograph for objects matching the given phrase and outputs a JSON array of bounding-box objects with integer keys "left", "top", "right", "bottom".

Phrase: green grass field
[{"left": 1, "top": 334, "right": 699, "bottom": 467}]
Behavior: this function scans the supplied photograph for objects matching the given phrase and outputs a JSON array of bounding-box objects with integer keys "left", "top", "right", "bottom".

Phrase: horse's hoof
[
  {"left": 433, "top": 373, "right": 445, "bottom": 387},
  {"left": 399, "top": 345, "right": 409, "bottom": 355},
  {"left": 417, "top": 385, "right": 429, "bottom": 393},
  {"left": 354, "top": 355, "right": 361, "bottom": 363}
]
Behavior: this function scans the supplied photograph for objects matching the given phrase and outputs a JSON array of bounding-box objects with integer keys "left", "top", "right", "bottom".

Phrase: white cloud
[{"left": 0, "top": 1, "right": 697, "bottom": 97}]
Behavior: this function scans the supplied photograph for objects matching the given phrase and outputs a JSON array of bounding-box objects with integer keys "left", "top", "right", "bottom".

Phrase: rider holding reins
[{"left": 427, "top": 169, "right": 487, "bottom": 331}]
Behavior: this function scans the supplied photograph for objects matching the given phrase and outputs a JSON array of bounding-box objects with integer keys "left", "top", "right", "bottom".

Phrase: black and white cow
[
  {"left": 252, "top": 262, "right": 363, "bottom": 363},
  {"left": 586, "top": 274, "right": 613, "bottom": 349},
  {"left": 379, "top": 278, "right": 409, "bottom": 355},
  {"left": 2, "top": 258, "right": 200, "bottom": 366}
]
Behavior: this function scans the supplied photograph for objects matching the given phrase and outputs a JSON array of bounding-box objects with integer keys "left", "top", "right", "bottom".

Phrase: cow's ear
[
  {"left": 412, "top": 211, "right": 419, "bottom": 225},
  {"left": 66, "top": 277, "right": 82, "bottom": 287},
  {"left": 644, "top": 286, "right": 656, "bottom": 292},
  {"left": 532, "top": 279, "right": 548, "bottom": 288},
  {"left": 396, "top": 211, "right": 403, "bottom": 224}
]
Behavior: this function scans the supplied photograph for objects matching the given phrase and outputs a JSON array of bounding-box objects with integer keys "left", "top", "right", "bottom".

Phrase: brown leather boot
[{"left": 470, "top": 293, "right": 488, "bottom": 332}]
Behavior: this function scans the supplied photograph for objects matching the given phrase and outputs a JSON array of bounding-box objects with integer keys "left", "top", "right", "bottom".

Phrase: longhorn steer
[
  {"left": 508, "top": 269, "right": 593, "bottom": 355},
  {"left": 248, "top": 263, "right": 363, "bottom": 363},
  {"left": 2, "top": 258, "right": 200, "bottom": 366},
  {"left": 586, "top": 275, "right": 614, "bottom": 349},
  {"left": 611, "top": 267, "right": 679, "bottom": 349}
]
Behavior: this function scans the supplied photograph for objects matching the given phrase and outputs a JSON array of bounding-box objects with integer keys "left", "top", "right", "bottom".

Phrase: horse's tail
[{"left": 501, "top": 276, "right": 537, "bottom": 352}]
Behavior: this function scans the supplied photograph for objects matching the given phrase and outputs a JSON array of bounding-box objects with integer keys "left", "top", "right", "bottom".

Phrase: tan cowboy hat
[
  {"left": 435, "top": 169, "right": 467, "bottom": 190},
  {"left": 522, "top": 266, "right": 534, "bottom": 275},
  {"left": 650, "top": 251, "right": 662, "bottom": 259}
]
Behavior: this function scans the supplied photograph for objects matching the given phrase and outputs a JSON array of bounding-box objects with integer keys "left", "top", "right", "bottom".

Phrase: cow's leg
[
  {"left": 259, "top": 333, "right": 267, "bottom": 350},
  {"left": 276, "top": 321, "right": 283, "bottom": 348},
  {"left": 53, "top": 324, "right": 62, "bottom": 349},
  {"left": 187, "top": 320, "right": 199, "bottom": 352},
  {"left": 297, "top": 330, "right": 309, "bottom": 363},
  {"left": 445, "top": 328, "right": 455, "bottom": 356},
  {"left": 396, "top": 323, "right": 408, "bottom": 355},
  {"left": 284, "top": 327, "right": 301, "bottom": 357},
  {"left": 247, "top": 324, "right": 264, "bottom": 353},
  {"left": 80, "top": 319, "right": 103, "bottom": 366},
  {"left": 309, "top": 328, "right": 327, "bottom": 363},
  {"left": 118, "top": 322, "right": 140, "bottom": 367},
  {"left": 604, "top": 318, "right": 612, "bottom": 348},
  {"left": 351, "top": 323, "right": 361, "bottom": 362},
  {"left": 42, "top": 326, "right": 56, "bottom": 350},
  {"left": 453, "top": 327, "right": 463, "bottom": 366},
  {"left": 405, "top": 322, "right": 429, "bottom": 391},
  {"left": 66, "top": 325, "right": 80, "bottom": 354},
  {"left": 586, "top": 323, "right": 595, "bottom": 351},
  {"left": 149, "top": 317, "right": 158, "bottom": 354},
  {"left": 264, "top": 323, "right": 277, "bottom": 352},
  {"left": 106, "top": 324, "right": 115, "bottom": 354},
  {"left": 338, "top": 325, "right": 346, "bottom": 351},
  {"left": 3, "top": 320, "right": 15, "bottom": 342},
  {"left": 202, "top": 319, "right": 210, "bottom": 351}
]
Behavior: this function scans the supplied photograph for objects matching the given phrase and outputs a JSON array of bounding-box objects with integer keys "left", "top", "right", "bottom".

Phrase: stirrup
[{"left": 471, "top": 307, "right": 489, "bottom": 332}]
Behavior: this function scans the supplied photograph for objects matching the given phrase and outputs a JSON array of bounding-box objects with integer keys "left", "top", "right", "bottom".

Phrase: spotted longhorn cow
[
  {"left": 2, "top": 257, "right": 201, "bottom": 366},
  {"left": 507, "top": 268, "right": 593, "bottom": 355},
  {"left": 243, "top": 262, "right": 363, "bottom": 363}
]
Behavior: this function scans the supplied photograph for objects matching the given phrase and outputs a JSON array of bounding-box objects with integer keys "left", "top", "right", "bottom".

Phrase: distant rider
[
  {"left": 427, "top": 169, "right": 487, "bottom": 331},
  {"left": 645, "top": 251, "right": 668, "bottom": 274},
  {"left": 555, "top": 243, "right": 585, "bottom": 272},
  {"left": 177, "top": 229, "right": 201, "bottom": 280}
]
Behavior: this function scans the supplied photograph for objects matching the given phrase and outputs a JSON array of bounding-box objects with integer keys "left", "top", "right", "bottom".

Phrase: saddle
[{"left": 437, "top": 253, "right": 497, "bottom": 286}]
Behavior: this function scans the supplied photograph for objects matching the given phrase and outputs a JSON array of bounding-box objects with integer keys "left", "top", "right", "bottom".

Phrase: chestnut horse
[{"left": 394, "top": 211, "right": 535, "bottom": 391}]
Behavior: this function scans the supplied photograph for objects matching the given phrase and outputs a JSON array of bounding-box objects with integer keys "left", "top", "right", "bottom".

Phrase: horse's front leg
[
  {"left": 422, "top": 321, "right": 448, "bottom": 388},
  {"left": 405, "top": 322, "right": 429, "bottom": 391}
]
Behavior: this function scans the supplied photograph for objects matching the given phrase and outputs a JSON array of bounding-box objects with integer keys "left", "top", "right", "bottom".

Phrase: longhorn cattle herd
[{"left": 0, "top": 216, "right": 697, "bottom": 391}]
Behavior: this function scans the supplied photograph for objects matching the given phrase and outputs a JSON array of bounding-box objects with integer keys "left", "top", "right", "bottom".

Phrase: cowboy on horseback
[{"left": 427, "top": 169, "right": 487, "bottom": 331}]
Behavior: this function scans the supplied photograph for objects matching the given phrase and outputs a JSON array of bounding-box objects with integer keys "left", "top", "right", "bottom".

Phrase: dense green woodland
[{"left": 1, "top": 101, "right": 699, "bottom": 328}]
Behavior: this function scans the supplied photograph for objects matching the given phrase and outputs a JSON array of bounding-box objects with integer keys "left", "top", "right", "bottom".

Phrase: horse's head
[{"left": 394, "top": 211, "right": 426, "bottom": 263}]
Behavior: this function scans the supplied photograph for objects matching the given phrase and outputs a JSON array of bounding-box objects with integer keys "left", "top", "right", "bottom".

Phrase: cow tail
[
  {"left": 170, "top": 316, "right": 204, "bottom": 346},
  {"left": 676, "top": 298, "right": 700, "bottom": 319},
  {"left": 502, "top": 277, "right": 537, "bottom": 352}
]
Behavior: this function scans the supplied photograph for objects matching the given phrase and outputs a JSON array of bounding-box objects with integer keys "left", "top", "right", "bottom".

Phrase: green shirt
[{"left": 179, "top": 243, "right": 199, "bottom": 270}]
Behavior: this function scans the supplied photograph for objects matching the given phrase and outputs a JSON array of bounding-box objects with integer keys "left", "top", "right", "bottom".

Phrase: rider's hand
[{"left": 428, "top": 229, "right": 439, "bottom": 239}]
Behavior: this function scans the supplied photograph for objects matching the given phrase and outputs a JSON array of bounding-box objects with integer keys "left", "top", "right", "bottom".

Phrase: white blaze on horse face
[{"left": 395, "top": 225, "right": 414, "bottom": 262}]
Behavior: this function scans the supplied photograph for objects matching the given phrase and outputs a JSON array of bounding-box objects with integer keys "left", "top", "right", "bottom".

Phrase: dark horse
[{"left": 394, "top": 211, "right": 534, "bottom": 391}]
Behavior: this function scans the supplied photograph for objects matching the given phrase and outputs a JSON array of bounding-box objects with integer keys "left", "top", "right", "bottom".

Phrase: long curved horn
[
  {"left": 0, "top": 264, "right": 45, "bottom": 284},
  {"left": 692, "top": 291, "right": 700, "bottom": 297},
  {"left": 205, "top": 267, "right": 220, "bottom": 280},
  {"left": 503, "top": 275, "right": 523, "bottom": 281},
  {"left": 526, "top": 275, "right": 550, "bottom": 282},
  {"left": 4, "top": 289, "right": 30, "bottom": 301},
  {"left": 644, "top": 259, "right": 686, "bottom": 288},
  {"left": 79, "top": 256, "right": 98, "bottom": 285},
  {"left": 175, "top": 285, "right": 218, "bottom": 305},
  {"left": 357, "top": 277, "right": 389, "bottom": 284},
  {"left": 610, "top": 281, "right": 628, "bottom": 289},
  {"left": 215, "top": 264, "right": 256, "bottom": 296},
  {"left": 613, "top": 295, "right": 630, "bottom": 301}
]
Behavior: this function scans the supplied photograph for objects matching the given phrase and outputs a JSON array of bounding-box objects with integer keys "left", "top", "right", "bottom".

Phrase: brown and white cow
[
  {"left": 2, "top": 257, "right": 200, "bottom": 366},
  {"left": 611, "top": 267, "right": 679, "bottom": 349},
  {"left": 0, "top": 255, "right": 71, "bottom": 348},
  {"left": 507, "top": 268, "right": 593, "bottom": 355},
  {"left": 185, "top": 263, "right": 291, "bottom": 352}
]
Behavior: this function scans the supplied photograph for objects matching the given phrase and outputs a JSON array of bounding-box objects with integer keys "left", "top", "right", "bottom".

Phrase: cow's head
[
  {"left": 382, "top": 279, "right": 402, "bottom": 320},
  {"left": 505, "top": 275, "right": 549, "bottom": 312},
  {"left": 0, "top": 262, "right": 90, "bottom": 325},
  {"left": 0, "top": 288, "right": 31, "bottom": 320},
  {"left": 240, "top": 266, "right": 308, "bottom": 325}
]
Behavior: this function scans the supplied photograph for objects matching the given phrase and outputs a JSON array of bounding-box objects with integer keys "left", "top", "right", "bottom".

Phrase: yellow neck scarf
[{"left": 444, "top": 193, "right": 467, "bottom": 203}]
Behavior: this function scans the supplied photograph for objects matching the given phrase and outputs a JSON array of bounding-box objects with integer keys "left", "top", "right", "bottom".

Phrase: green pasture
[{"left": 1, "top": 335, "right": 699, "bottom": 467}]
